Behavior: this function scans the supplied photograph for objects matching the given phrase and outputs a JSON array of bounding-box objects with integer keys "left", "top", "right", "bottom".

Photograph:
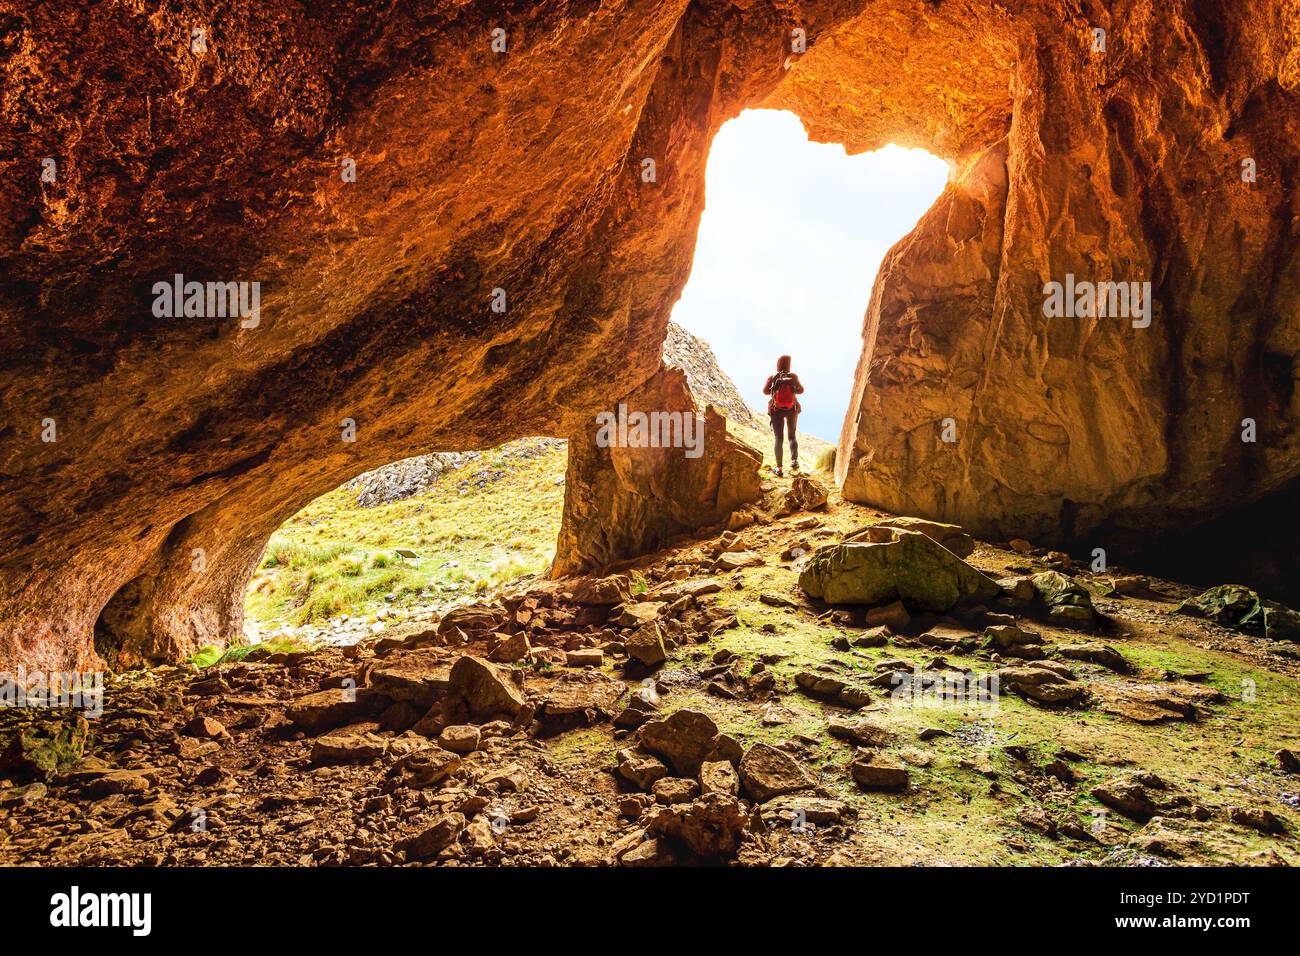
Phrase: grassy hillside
[
  {"left": 245, "top": 439, "right": 568, "bottom": 636},
  {"left": 244, "top": 420, "right": 832, "bottom": 639}
]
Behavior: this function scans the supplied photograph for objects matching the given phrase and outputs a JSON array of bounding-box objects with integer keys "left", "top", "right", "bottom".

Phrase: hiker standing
[{"left": 763, "top": 355, "right": 803, "bottom": 477}]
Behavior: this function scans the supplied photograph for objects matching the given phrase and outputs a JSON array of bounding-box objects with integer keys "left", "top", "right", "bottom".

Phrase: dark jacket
[{"left": 764, "top": 372, "right": 804, "bottom": 415}]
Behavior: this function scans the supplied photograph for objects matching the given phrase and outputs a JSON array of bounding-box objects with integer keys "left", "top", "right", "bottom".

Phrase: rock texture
[
  {"left": 2, "top": 1, "right": 1299, "bottom": 670},
  {"left": 817, "top": 1, "right": 1300, "bottom": 547},
  {"left": 552, "top": 365, "right": 762, "bottom": 576}
]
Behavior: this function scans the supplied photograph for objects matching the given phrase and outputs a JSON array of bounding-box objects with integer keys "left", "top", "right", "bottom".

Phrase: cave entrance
[
  {"left": 243, "top": 438, "right": 568, "bottom": 645},
  {"left": 670, "top": 108, "right": 948, "bottom": 457}
]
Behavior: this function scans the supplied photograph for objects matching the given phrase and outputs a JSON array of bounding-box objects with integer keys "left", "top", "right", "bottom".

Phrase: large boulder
[
  {"left": 1177, "top": 585, "right": 1300, "bottom": 642},
  {"left": 444, "top": 656, "right": 525, "bottom": 723},
  {"left": 639, "top": 709, "right": 718, "bottom": 777},
  {"left": 799, "top": 531, "right": 1000, "bottom": 610},
  {"left": 738, "top": 743, "right": 816, "bottom": 802}
]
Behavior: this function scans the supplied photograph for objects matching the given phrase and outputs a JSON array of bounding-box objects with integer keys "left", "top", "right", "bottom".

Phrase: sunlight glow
[{"left": 670, "top": 109, "right": 949, "bottom": 441}]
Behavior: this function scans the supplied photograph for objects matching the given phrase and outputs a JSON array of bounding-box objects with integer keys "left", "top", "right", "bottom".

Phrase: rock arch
[{"left": 1, "top": 0, "right": 1297, "bottom": 670}]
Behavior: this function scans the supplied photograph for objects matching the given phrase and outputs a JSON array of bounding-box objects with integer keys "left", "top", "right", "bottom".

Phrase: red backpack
[{"left": 773, "top": 376, "right": 796, "bottom": 410}]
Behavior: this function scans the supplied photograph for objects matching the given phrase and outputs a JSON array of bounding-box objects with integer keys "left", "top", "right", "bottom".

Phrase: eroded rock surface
[{"left": 2, "top": 1, "right": 1299, "bottom": 672}]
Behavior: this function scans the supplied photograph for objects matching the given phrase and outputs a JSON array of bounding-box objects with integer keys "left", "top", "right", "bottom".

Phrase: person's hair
[{"left": 776, "top": 355, "right": 792, "bottom": 373}]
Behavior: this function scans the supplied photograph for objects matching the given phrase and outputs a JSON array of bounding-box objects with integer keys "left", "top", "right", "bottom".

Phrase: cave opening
[
  {"left": 670, "top": 108, "right": 949, "bottom": 447},
  {"left": 242, "top": 438, "right": 568, "bottom": 647}
]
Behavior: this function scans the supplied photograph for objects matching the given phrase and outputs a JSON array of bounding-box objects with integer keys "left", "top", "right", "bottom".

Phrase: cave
[{"left": 1, "top": 0, "right": 1299, "bottom": 883}]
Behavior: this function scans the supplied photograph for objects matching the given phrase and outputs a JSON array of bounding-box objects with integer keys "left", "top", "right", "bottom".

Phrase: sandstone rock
[
  {"left": 437, "top": 605, "right": 503, "bottom": 638},
  {"left": 714, "top": 550, "right": 764, "bottom": 571},
  {"left": 849, "top": 516, "right": 975, "bottom": 558},
  {"left": 1229, "top": 806, "right": 1286, "bottom": 835},
  {"left": 182, "top": 716, "right": 228, "bottom": 739},
  {"left": 984, "top": 624, "right": 1043, "bottom": 654},
  {"left": 624, "top": 622, "right": 668, "bottom": 668},
  {"left": 652, "top": 777, "right": 700, "bottom": 805},
  {"left": 762, "top": 794, "right": 853, "bottom": 827},
  {"left": 536, "top": 671, "right": 626, "bottom": 730},
  {"left": 784, "top": 475, "right": 829, "bottom": 513},
  {"left": 445, "top": 656, "right": 525, "bottom": 723},
  {"left": 827, "top": 717, "right": 894, "bottom": 748},
  {"left": 437, "top": 725, "right": 481, "bottom": 755},
  {"left": 1055, "top": 643, "right": 1130, "bottom": 673},
  {"left": 615, "top": 602, "right": 665, "bottom": 628},
  {"left": 794, "top": 672, "right": 872, "bottom": 710},
  {"left": 1030, "top": 572, "right": 1095, "bottom": 624},
  {"left": 405, "top": 813, "right": 466, "bottom": 861},
  {"left": 571, "top": 574, "right": 633, "bottom": 606},
  {"left": 699, "top": 760, "right": 740, "bottom": 797},
  {"left": 849, "top": 755, "right": 910, "bottom": 791},
  {"left": 368, "top": 655, "right": 451, "bottom": 709},
  {"left": 311, "top": 732, "right": 388, "bottom": 764},
  {"left": 1092, "top": 777, "right": 1160, "bottom": 821},
  {"left": 389, "top": 747, "right": 462, "bottom": 790},
  {"left": 995, "top": 665, "right": 1086, "bottom": 705},
  {"left": 616, "top": 748, "right": 670, "bottom": 791},
  {"left": 738, "top": 743, "right": 815, "bottom": 801},
  {"left": 488, "top": 633, "right": 530, "bottom": 664},
  {"left": 647, "top": 792, "right": 749, "bottom": 858},
  {"left": 799, "top": 532, "right": 1000, "bottom": 610},
  {"left": 553, "top": 369, "right": 762, "bottom": 578},
  {"left": 640, "top": 709, "right": 718, "bottom": 776},
  {"left": 286, "top": 689, "right": 374, "bottom": 732},
  {"left": 565, "top": 648, "right": 604, "bottom": 668},
  {"left": 1177, "top": 584, "right": 1300, "bottom": 641}
]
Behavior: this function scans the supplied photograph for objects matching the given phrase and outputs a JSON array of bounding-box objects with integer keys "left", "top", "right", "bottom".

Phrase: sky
[{"left": 670, "top": 109, "right": 950, "bottom": 441}]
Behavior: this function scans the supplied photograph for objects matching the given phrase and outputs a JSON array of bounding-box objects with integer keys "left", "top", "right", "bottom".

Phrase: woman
[{"left": 763, "top": 355, "right": 804, "bottom": 477}]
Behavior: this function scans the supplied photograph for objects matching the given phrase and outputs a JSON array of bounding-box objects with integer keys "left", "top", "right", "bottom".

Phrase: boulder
[
  {"left": 445, "top": 656, "right": 525, "bottom": 723},
  {"left": 437, "top": 725, "right": 481, "bottom": 755},
  {"left": 285, "top": 688, "right": 375, "bottom": 732},
  {"left": 624, "top": 621, "right": 668, "bottom": 668},
  {"left": 799, "top": 531, "right": 1000, "bottom": 610},
  {"left": 571, "top": 574, "right": 633, "bottom": 606},
  {"left": 488, "top": 633, "right": 531, "bottom": 664},
  {"left": 389, "top": 747, "right": 462, "bottom": 789},
  {"left": 647, "top": 792, "right": 749, "bottom": 858},
  {"left": 311, "top": 732, "right": 388, "bottom": 764},
  {"left": 1055, "top": 642, "right": 1130, "bottom": 673},
  {"left": 849, "top": 754, "right": 910, "bottom": 791},
  {"left": 738, "top": 743, "right": 815, "bottom": 801},
  {"left": 848, "top": 516, "right": 975, "bottom": 558},
  {"left": 784, "top": 475, "right": 829, "bottom": 513},
  {"left": 1177, "top": 584, "right": 1300, "bottom": 641},
  {"left": 699, "top": 760, "right": 740, "bottom": 797},
  {"left": 405, "top": 813, "right": 466, "bottom": 861},
  {"left": 616, "top": 748, "right": 670, "bottom": 790},
  {"left": 995, "top": 665, "right": 1086, "bottom": 705},
  {"left": 640, "top": 709, "right": 719, "bottom": 777},
  {"left": 1030, "top": 571, "right": 1095, "bottom": 624}
]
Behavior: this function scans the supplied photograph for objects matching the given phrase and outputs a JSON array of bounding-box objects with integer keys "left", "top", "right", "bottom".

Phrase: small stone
[
  {"left": 699, "top": 760, "right": 740, "bottom": 797},
  {"left": 488, "top": 632, "right": 530, "bottom": 663},
  {"left": 625, "top": 622, "right": 668, "bottom": 668},
  {"left": 849, "top": 755, "right": 909, "bottom": 791},
  {"left": 617, "top": 748, "right": 670, "bottom": 790},
  {"left": 652, "top": 777, "right": 701, "bottom": 805},
  {"left": 182, "top": 716, "right": 228, "bottom": 739},
  {"left": 437, "top": 725, "right": 481, "bottom": 755},
  {"left": 566, "top": 648, "right": 604, "bottom": 668}
]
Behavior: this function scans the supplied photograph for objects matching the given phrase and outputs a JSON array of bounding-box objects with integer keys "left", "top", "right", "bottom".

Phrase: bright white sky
[{"left": 670, "top": 109, "right": 949, "bottom": 441}]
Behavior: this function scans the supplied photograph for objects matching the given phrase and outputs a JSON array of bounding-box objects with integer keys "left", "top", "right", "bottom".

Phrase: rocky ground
[{"left": 3, "top": 475, "right": 1298, "bottom": 867}]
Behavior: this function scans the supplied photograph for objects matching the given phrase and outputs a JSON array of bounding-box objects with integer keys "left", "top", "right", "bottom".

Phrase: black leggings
[{"left": 769, "top": 409, "right": 798, "bottom": 468}]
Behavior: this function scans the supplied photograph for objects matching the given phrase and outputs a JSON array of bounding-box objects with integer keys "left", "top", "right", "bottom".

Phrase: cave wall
[
  {"left": 2, "top": 0, "right": 1298, "bottom": 671},
  {"left": 782, "top": 0, "right": 1300, "bottom": 547}
]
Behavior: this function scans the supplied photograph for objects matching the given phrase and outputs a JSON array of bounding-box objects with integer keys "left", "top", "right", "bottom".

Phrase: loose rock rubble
[{"left": 2, "top": 480, "right": 1297, "bottom": 867}]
